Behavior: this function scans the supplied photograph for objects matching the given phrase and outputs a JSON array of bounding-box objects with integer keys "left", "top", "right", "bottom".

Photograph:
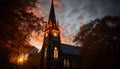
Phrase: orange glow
[
  {"left": 60, "top": 27, "right": 73, "bottom": 45},
  {"left": 29, "top": 26, "right": 73, "bottom": 51},
  {"left": 17, "top": 55, "right": 24, "bottom": 64},
  {"left": 9, "top": 54, "right": 17, "bottom": 63},
  {"left": 27, "top": 1, "right": 68, "bottom": 50},
  {"left": 44, "top": 48, "right": 47, "bottom": 58},
  {"left": 54, "top": 47, "right": 58, "bottom": 59},
  {"left": 17, "top": 53, "right": 28, "bottom": 64},
  {"left": 10, "top": 53, "right": 28, "bottom": 64},
  {"left": 45, "top": 33, "right": 48, "bottom": 37},
  {"left": 29, "top": 31, "right": 44, "bottom": 50},
  {"left": 53, "top": 32, "right": 57, "bottom": 36},
  {"left": 52, "top": 29, "right": 59, "bottom": 33},
  {"left": 64, "top": 59, "right": 70, "bottom": 67},
  {"left": 19, "top": 57, "right": 23, "bottom": 62}
]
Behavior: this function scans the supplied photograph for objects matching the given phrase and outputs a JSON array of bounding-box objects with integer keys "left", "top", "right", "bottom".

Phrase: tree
[
  {"left": 0, "top": 0, "right": 46, "bottom": 68},
  {"left": 74, "top": 16, "right": 120, "bottom": 69}
]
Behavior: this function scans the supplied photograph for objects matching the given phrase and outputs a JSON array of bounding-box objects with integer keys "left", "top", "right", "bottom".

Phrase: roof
[{"left": 61, "top": 44, "right": 80, "bottom": 56}]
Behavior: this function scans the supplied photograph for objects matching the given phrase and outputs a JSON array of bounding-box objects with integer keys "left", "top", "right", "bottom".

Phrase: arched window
[
  {"left": 67, "top": 60, "right": 70, "bottom": 67},
  {"left": 54, "top": 47, "right": 58, "bottom": 59},
  {"left": 44, "top": 48, "right": 47, "bottom": 58},
  {"left": 64, "top": 59, "right": 70, "bottom": 68},
  {"left": 64, "top": 59, "right": 67, "bottom": 67}
]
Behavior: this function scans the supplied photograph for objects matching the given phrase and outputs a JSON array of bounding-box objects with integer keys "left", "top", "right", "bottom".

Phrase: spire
[{"left": 48, "top": 0, "right": 56, "bottom": 25}]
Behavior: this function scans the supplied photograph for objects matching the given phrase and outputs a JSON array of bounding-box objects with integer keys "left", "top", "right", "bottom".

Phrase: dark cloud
[{"left": 37, "top": 0, "right": 120, "bottom": 45}]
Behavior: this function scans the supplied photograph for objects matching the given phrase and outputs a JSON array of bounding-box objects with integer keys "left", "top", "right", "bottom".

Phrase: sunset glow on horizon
[
  {"left": 29, "top": 27, "right": 74, "bottom": 50},
  {"left": 28, "top": 0, "right": 79, "bottom": 50},
  {"left": 28, "top": 0, "right": 120, "bottom": 50}
]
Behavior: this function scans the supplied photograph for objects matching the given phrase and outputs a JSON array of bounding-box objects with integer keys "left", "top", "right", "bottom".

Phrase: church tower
[{"left": 40, "top": 0, "right": 64, "bottom": 69}]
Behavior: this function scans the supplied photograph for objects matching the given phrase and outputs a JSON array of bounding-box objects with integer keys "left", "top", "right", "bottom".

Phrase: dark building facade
[{"left": 40, "top": 0, "right": 80, "bottom": 69}]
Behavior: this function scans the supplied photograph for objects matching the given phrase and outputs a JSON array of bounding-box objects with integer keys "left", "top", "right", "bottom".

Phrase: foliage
[
  {"left": 0, "top": 0, "right": 46, "bottom": 67},
  {"left": 74, "top": 16, "right": 120, "bottom": 69},
  {"left": 0, "top": 0, "right": 45, "bottom": 52}
]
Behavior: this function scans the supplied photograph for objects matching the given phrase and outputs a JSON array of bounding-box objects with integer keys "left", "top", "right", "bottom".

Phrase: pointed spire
[{"left": 48, "top": 0, "right": 56, "bottom": 25}]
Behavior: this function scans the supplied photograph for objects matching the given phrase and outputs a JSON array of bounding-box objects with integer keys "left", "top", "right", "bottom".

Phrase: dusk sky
[{"left": 29, "top": 0, "right": 120, "bottom": 49}]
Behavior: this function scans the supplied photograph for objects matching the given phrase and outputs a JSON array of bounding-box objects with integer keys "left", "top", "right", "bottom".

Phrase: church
[{"left": 40, "top": 0, "right": 80, "bottom": 69}]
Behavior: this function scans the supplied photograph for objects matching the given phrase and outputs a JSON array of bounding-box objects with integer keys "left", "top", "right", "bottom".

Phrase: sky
[{"left": 29, "top": 0, "right": 120, "bottom": 50}]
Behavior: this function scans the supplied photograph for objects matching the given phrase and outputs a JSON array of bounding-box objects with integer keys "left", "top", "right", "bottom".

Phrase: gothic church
[{"left": 40, "top": 0, "right": 80, "bottom": 69}]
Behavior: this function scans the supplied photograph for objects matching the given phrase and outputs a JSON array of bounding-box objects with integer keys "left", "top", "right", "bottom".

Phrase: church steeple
[
  {"left": 40, "top": 0, "right": 64, "bottom": 69},
  {"left": 48, "top": 0, "right": 56, "bottom": 26}
]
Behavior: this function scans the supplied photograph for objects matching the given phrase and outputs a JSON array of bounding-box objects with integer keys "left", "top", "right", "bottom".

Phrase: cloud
[
  {"left": 66, "top": 0, "right": 120, "bottom": 22},
  {"left": 29, "top": 31, "right": 44, "bottom": 50},
  {"left": 60, "top": 0, "right": 120, "bottom": 46},
  {"left": 53, "top": 0, "right": 62, "bottom": 7},
  {"left": 29, "top": 26, "right": 75, "bottom": 50},
  {"left": 48, "top": 0, "right": 63, "bottom": 12},
  {"left": 35, "top": 3, "right": 46, "bottom": 17},
  {"left": 60, "top": 26, "right": 74, "bottom": 45},
  {"left": 30, "top": 0, "right": 120, "bottom": 48}
]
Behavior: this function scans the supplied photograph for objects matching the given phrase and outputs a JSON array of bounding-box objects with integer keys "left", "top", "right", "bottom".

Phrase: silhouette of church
[{"left": 40, "top": 0, "right": 80, "bottom": 69}]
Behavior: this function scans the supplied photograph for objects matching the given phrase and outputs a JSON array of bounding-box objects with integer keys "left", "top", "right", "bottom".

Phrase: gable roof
[{"left": 61, "top": 44, "right": 80, "bottom": 56}]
